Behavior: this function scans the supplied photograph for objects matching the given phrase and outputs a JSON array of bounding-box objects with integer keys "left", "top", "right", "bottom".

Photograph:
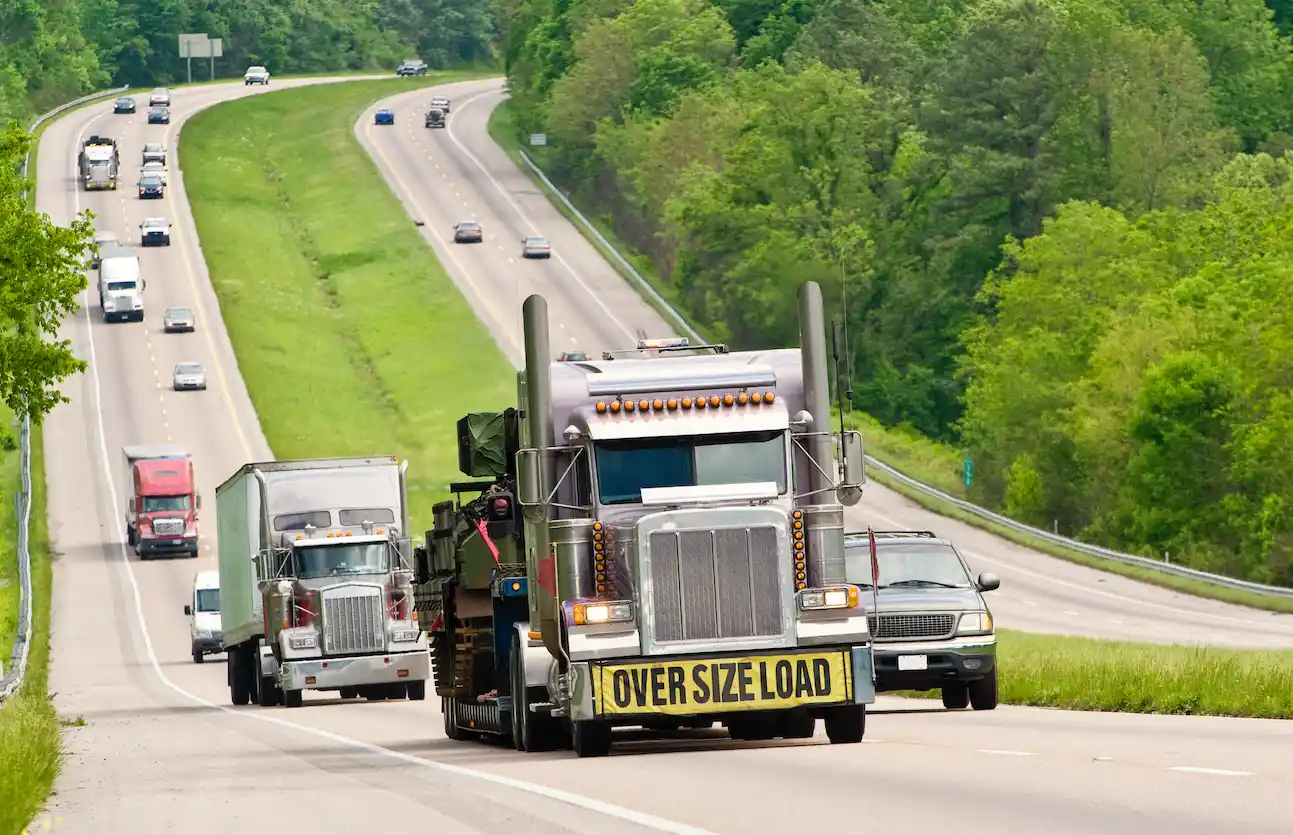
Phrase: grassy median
[
  {"left": 897, "top": 629, "right": 1293, "bottom": 719},
  {"left": 180, "top": 76, "right": 514, "bottom": 525},
  {"left": 488, "top": 98, "right": 1293, "bottom": 617}
]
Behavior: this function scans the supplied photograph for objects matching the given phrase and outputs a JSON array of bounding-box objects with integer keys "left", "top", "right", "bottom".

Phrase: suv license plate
[
  {"left": 171, "top": 539, "right": 183, "bottom": 545},
  {"left": 898, "top": 655, "right": 928, "bottom": 671}
]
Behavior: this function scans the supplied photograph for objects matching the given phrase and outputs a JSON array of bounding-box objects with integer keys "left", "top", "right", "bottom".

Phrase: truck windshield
[
  {"left": 595, "top": 429, "right": 786, "bottom": 504},
  {"left": 107, "top": 281, "right": 137, "bottom": 291},
  {"left": 844, "top": 541, "right": 973, "bottom": 589},
  {"left": 195, "top": 588, "right": 220, "bottom": 612},
  {"left": 143, "top": 495, "right": 190, "bottom": 512},
  {"left": 294, "top": 542, "right": 389, "bottom": 579}
]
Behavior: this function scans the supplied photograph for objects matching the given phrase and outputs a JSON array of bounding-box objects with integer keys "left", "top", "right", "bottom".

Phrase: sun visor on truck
[{"left": 456, "top": 409, "right": 519, "bottom": 479}]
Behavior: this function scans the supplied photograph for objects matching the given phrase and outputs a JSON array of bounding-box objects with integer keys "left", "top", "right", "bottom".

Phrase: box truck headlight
[
  {"left": 289, "top": 634, "right": 318, "bottom": 650},
  {"left": 572, "top": 601, "right": 633, "bottom": 626},
  {"left": 798, "top": 586, "right": 859, "bottom": 611},
  {"left": 390, "top": 628, "right": 421, "bottom": 643}
]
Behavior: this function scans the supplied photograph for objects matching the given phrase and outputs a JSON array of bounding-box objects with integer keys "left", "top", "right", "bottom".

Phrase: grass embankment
[
  {"left": 0, "top": 422, "right": 62, "bottom": 835},
  {"left": 899, "top": 630, "right": 1293, "bottom": 719},
  {"left": 180, "top": 76, "right": 514, "bottom": 523},
  {"left": 487, "top": 98, "right": 1293, "bottom": 616}
]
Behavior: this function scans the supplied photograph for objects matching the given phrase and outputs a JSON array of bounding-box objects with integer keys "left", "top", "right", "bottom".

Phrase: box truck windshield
[
  {"left": 195, "top": 587, "right": 220, "bottom": 612},
  {"left": 295, "top": 542, "right": 389, "bottom": 579}
]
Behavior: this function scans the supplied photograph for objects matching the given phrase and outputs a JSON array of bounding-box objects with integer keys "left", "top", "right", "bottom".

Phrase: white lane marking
[
  {"left": 72, "top": 86, "right": 715, "bottom": 835},
  {"left": 975, "top": 749, "right": 1036, "bottom": 757},
  {"left": 1167, "top": 766, "right": 1254, "bottom": 777},
  {"left": 1063, "top": 610, "right": 1080, "bottom": 617},
  {"left": 447, "top": 92, "right": 638, "bottom": 342},
  {"left": 1023, "top": 600, "right": 1037, "bottom": 607}
]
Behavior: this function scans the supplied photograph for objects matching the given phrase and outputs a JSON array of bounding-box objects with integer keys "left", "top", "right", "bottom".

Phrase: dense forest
[
  {"left": 0, "top": 0, "right": 501, "bottom": 124},
  {"left": 501, "top": 0, "right": 1293, "bottom": 583}
]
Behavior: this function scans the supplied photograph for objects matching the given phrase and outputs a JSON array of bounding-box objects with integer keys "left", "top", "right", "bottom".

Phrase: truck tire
[
  {"left": 969, "top": 669, "right": 998, "bottom": 711},
  {"left": 407, "top": 680, "right": 426, "bottom": 701},
  {"left": 571, "top": 719, "right": 612, "bottom": 758},
  {"left": 256, "top": 674, "right": 279, "bottom": 707},
  {"left": 823, "top": 704, "right": 866, "bottom": 744},
  {"left": 387, "top": 682, "right": 408, "bottom": 700},
  {"left": 778, "top": 708, "right": 816, "bottom": 739},
  {"left": 283, "top": 689, "right": 303, "bottom": 708},
  {"left": 126, "top": 524, "right": 136, "bottom": 546},
  {"left": 192, "top": 647, "right": 203, "bottom": 664},
  {"left": 230, "top": 646, "right": 251, "bottom": 706},
  {"left": 339, "top": 686, "right": 359, "bottom": 700},
  {"left": 442, "top": 697, "right": 466, "bottom": 740},
  {"left": 509, "top": 632, "right": 563, "bottom": 752},
  {"left": 728, "top": 713, "right": 777, "bottom": 741},
  {"left": 942, "top": 684, "right": 970, "bottom": 710}
]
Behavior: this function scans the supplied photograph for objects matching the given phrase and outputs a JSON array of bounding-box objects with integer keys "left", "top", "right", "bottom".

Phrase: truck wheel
[
  {"left": 192, "top": 647, "right": 203, "bottom": 664},
  {"left": 230, "top": 647, "right": 251, "bottom": 706},
  {"left": 942, "top": 684, "right": 970, "bottom": 710},
  {"left": 571, "top": 719, "right": 612, "bottom": 758},
  {"left": 969, "top": 669, "right": 998, "bottom": 711},
  {"left": 339, "top": 687, "right": 359, "bottom": 700},
  {"left": 728, "top": 713, "right": 777, "bottom": 741},
  {"left": 407, "top": 680, "right": 426, "bottom": 701},
  {"left": 126, "top": 525, "right": 136, "bottom": 546},
  {"left": 365, "top": 687, "right": 388, "bottom": 701},
  {"left": 283, "top": 689, "right": 303, "bottom": 708},
  {"left": 508, "top": 632, "right": 563, "bottom": 752},
  {"left": 256, "top": 672, "right": 279, "bottom": 707},
  {"left": 824, "top": 704, "right": 866, "bottom": 744},
  {"left": 442, "top": 697, "right": 466, "bottom": 739},
  {"left": 778, "top": 708, "right": 816, "bottom": 739}
]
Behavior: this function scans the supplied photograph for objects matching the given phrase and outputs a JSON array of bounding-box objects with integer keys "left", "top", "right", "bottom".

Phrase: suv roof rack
[{"left": 844, "top": 530, "right": 938, "bottom": 539}]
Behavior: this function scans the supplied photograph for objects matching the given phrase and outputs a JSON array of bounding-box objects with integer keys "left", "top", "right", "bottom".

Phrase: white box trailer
[{"left": 216, "top": 456, "right": 429, "bottom": 708}]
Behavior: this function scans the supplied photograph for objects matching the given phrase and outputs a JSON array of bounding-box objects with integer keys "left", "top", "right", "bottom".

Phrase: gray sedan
[
  {"left": 163, "top": 307, "right": 196, "bottom": 333},
  {"left": 521, "top": 235, "right": 552, "bottom": 259},
  {"left": 172, "top": 362, "right": 207, "bottom": 391}
]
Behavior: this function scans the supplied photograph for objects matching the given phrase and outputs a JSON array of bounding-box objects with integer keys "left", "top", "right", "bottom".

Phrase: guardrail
[
  {"left": 1, "top": 85, "right": 128, "bottom": 703},
  {"left": 513, "top": 150, "right": 1293, "bottom": 600}
]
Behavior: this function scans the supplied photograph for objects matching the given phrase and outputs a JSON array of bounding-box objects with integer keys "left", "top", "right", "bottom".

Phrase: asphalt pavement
[{"left": 28, "top": 75, "right": 1293, "bottom": 835}]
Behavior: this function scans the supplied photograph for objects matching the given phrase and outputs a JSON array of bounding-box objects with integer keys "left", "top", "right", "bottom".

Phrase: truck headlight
[
  {"left": 572, "top": 600, "right": 633, "bottom": 625},
  {"left": 956, "top": 612, "right": 993, "bottom": 635},
  {"left": 390, "top": 628, "right": 421, "bottom": 643},
  {"left": 197, "top": 629, "right": 213, "bottom": 639},
  {"left": 289, "top": 634, "right": 318, "bottom": 650},
  {"left": 798, "top": 586, "right": 859, "bottom": 611}
]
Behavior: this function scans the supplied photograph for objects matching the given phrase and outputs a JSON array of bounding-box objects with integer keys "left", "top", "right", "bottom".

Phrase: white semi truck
[
  {"left": 216, "top": 456, "right": 430, "bottom": 708},
  {"left": 97, "top": 248, "right": 145, "bottom": 323}
]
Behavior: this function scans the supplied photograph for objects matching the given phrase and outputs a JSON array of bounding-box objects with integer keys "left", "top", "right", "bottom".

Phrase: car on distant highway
[
  {"left": 425, "top": 107, "right": 445, "bottom": 129},
  {"left": 142, "top": 142, "right": 166, "bottom": 165},
  {"left": 521, "top": 235, "right": 552, "bottom": 259},
  {"left": 557, "top": 351, "right": 589, "bottom": 362},
  {"left": 141, "top": 160, "right": 168, "bottom": 185},
  {"left": 843, "top": 529, "right": 1000, "bottom": 711},
  {"left": 113, "top": 97, "right": 136, "bottom": 114},
  {"left": 396, "top": 59, "right": 428, "bottom": 76},
  {"left": 90, "top": 231, "right": 119, "bottom": 268},
  {"left": 244, "top": 65, "right": 270, "bottom": 85},
  {"left": 163, "top": 307, "right": 196, "bottom": 333},
  {"left": 430, "top": 96, "right": 450, "bottom": 113},
  {"left": 138, "top": 172, "right": 165, "bottom": 199},
  {"left": 148, "top": 106, "right": 170, "bottom": 125},
  {"left": 453, "top": 220, "right": 483, "bottom": 243},
  {"left": 172, "top": 362, "right": 207, "bottom": 391},
  {"left": 139, "top": 217, "right": 172, "bottom": 247},
  {"left": 374, "top": 108, "right": 395, "bottom": 126},
  {"left": 149, "top": 87, "right": 171, "bottom": 107}
]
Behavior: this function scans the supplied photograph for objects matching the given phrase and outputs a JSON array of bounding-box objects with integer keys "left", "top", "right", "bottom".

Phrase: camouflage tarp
[{"left": 457, "top": 412, "right": 507, "bottom": 478}]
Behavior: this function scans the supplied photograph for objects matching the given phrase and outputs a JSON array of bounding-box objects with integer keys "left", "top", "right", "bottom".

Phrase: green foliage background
[{"left": 500, "top": 0, "right": 1293, "bottom": 584}]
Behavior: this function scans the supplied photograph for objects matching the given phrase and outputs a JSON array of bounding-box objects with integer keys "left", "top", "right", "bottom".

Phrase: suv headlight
[
  {"left": 956, "top": 612, "right": 993, "bottom": 635},
  {"left": 289, "top": 633, "right": 318, "bottom": 650},
  {"left": 390, "top": 628, "right": 421, "bottom": 643}
]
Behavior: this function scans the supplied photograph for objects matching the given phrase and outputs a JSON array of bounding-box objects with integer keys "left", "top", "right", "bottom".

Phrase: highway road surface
[
  {"left": 28, "top": 75, "right": 1293, "bottom": 835},
  {"left": 355, "top": 78, "right": 1293, "bottom": 651}
]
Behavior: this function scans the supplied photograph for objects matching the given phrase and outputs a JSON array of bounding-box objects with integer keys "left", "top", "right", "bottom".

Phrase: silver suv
[{"left": 844, "top": 530, "right": 1000, "bottom": 710}]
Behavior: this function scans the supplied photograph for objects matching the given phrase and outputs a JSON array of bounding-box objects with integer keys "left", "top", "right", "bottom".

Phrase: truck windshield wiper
[{"left": 885, "top": 580, "right": 966, "bottom": 588}]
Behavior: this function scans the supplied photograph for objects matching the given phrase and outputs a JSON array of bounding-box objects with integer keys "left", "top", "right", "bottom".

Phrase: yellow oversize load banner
[{"left": 595, "top": 650, "right": 853, "bottom": 717}]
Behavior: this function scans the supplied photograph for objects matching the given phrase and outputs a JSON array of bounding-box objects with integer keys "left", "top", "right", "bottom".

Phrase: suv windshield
[
  {"left": 845, "top": 541, "right": 973, "bottom": 589},
  {"left": 195, "top": 588, "right": 220, "bottom": 612},
  {"left": 595, "top": 429, "right": 786, "bottom": 504},
  {"left": 294, "top": 542, "right": 389, "bottom": 579},
  {"left": 143, "top": 495, "right": 190, "bottom": 512}
]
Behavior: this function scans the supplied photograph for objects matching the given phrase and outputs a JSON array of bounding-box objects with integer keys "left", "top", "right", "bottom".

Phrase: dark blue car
[
  {"left": 113, "top": 97, "right": 136, "bottom": 114},
  {"left": 148, "top": 107, "right": 170, "bottom": 124},
  {"left": 374, "top": 109, "right": 395, "bottom": 125}
]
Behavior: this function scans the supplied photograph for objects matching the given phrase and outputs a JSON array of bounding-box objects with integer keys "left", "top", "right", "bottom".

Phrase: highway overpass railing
[
  {"left": 1, "top": 85, "right": 129, "bottom": 703},
  {"left": 514, "top": 149, "right": 1293, "bottom": 601}
]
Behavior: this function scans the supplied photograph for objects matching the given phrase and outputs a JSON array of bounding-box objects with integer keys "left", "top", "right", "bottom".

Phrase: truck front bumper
[
  {"left": 872, "top": 635, "right": 996, "bottom": 691},
  {"left": 278, "top": 650, "right": 430, "bottom": 692},
  {"left": 138, "top": 535, "right": 197, "bottom": 557},
  {"left": 565, "top": 645, "right": 875, "bottom": 722}
]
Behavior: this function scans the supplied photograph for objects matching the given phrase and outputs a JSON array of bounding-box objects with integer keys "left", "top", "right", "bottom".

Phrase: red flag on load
[
  {"left": 868, "top": 525, "right": 880, "bottom": 587},
  {"left": 475, "top": 518, "right": 501, "bottom": 564}
]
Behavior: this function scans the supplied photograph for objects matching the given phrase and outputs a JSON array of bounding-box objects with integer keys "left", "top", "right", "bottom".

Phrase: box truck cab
[
  {"left": 98, "top": 252, "right": 145, "bottom": 323},
  {"left": 123, "top": 444, "right": 200, "bottom": 558},
  {"left": 184, "top": 570, "right": 223, "bottom": 663}
]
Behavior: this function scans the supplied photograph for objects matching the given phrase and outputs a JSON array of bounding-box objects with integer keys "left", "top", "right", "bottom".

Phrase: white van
[
  {"left": 98, "top": 252, "right": 145, "bottom": 323},
  {"left": 184, "top": 569, "right": 223, "bottom": 663}
]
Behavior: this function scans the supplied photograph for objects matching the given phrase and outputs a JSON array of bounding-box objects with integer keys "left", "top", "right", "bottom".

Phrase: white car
[
  {"left": 172, "top": 362, "right": 207, "bottom": 391},
  {"left": 140, "top": 217, "right": 172, "bottom": 246},
  {"left": 244, "top": 66, "right": 270, "bottom": 85},
  {"left": 430, "top": 96, "right": 450, "bottom": 113},
  {"left": 149, "top": 87, "right": 171, "bottom": 107},
  {"left": 142, "top": 142, "right": 166, "bottom": 165},
  {"left": 141, "top": 160, "right": 168, "bottom": 185}
]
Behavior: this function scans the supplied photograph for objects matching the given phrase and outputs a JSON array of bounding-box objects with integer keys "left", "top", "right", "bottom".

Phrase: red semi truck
[{"left": 123, "top": 444, "right": 201, "bottom": 558}]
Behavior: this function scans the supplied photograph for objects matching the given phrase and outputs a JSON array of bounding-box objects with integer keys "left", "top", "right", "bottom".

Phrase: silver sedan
[
  {"left": 163, "top": 307, "right": 196, "bottom": 333},
  {"left": 521, "top": 235, "right": 552, "bottom": 259},
  {"left": 172, "top": 362, "right": 207, "bottom": 391}
]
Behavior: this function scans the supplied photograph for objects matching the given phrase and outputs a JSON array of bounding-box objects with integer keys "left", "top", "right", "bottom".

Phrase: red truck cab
[{"left": 122, "top": 444, "right": 200, "bottom": 558}]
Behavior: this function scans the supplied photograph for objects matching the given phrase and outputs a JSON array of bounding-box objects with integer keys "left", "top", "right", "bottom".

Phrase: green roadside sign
[{"left": 963, "top": 458, "right": 974, "bottom": 488}]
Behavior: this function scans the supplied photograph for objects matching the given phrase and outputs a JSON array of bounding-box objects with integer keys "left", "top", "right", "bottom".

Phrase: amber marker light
[
  {"left": 653, "top": 399, "right": 664, "bottom": 410},
  {"left": 682, "top": 397, "right": 694, "bottom": 408},
  {"left": 596, "top": 401, "right": 607, "bottom": 413},
  {"left": 667, "top": 398, "right": 678, "bottom": 410},
  {"left": 722, "top": 394, "right": 734, "bottom": 407},
  {"left": 752, "top": 392, "right": 763, "bottom": 404},
  {"left": 737, "top": 393, "right": 749, "bottom": 405},
  {"left": 764, "top": 392, "right": 775, "bottom": 403},
  {"left": 695, "top": 396, "right": 707, "bottom": 409},
  {"left": 609, "top": 401, "right": 621, "bottom": 413},
  {"left": 625, "top": 400, "right": 637, "bottom": 412},
  {"left": 708, "top": 396, "right": 720, "bottom": 407},
  {"left": 638, "top": 399, "right": 650, "bottom": 411}
]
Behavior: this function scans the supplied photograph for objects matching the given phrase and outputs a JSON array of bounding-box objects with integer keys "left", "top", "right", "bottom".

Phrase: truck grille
[
  {"left": 153, "top": 518, "right": 184, "bottom": 535},
  {"left": 648, "top": 526, "right": 783, "bottom": 643},
  {"left": 322, "top": 591, "right": 385, "bottom": 654},
  {"left": 867, "top": 613, "right": 956, "bottom": 641}
]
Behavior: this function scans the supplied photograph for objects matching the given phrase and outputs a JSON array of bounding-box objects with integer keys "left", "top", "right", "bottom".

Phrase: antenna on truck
[{"left": 831, "top": 320, "right": 853, "bottom": 468}]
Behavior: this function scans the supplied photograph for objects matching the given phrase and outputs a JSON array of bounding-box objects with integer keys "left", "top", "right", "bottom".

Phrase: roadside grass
[
  {"left": 0, "top": 423, "right": 62, "bottom": 835},
  {"left": 486, "top": 98, "right": 1293, "bottom": 616},
  {"left": 897, "top": 629, "right": 1293, "bottom": 718},
  {"left": 180, "top": 76, "right": 515, "bottom": 525},
  {"left": 0, "top": 404, "right": 22, "bottom": 663}
]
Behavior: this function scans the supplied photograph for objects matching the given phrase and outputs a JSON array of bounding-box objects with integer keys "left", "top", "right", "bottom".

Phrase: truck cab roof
[
  {"left": 194, "top": 569, "right": 220, "bottom": 589},
  {"left": 135, "top": 457, "right": 193, "bottom": 495}
]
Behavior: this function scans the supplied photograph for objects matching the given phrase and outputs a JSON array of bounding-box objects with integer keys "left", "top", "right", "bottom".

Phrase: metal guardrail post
[{"left": 511, "top": 146, "right": 1293, "bottom": 600}]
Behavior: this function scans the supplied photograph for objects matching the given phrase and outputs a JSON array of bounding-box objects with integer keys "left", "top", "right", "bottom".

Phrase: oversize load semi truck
[
  {"left": 79, "top": 135, "right": 119, "bottom": 190},
  {"left": 414, "top": 280, "right": 875, "bottom": 757},
  {"left": 217, "top": 456, "right": 430, "bottom": 709}
]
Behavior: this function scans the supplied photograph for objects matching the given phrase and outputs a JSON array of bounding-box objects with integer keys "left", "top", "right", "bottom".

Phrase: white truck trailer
[{"left": 216, "top": 456, "right": 430, "bottom": 708}]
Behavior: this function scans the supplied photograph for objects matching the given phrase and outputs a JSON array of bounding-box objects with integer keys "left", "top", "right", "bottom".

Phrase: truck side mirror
[
  {"left": 977, "top": 572, "right": 1000, "bottom": 592},
  {"left": 196, "top": 493, "right": 202, "bottom": 510},
  {"left": 837, "top": 430, "right": 865, "bottom": 506},
  {"left": 183, "top": 604, "right": 192, "bottom": 616},
  {"left": 516, "top": 448, "right": 541, "bottom": 507}
]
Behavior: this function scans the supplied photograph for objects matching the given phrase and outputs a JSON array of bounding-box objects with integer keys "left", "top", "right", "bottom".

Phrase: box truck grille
[
  {"left": 322, "top": 593, "right": 385, "bottom": 654},
  {"left": 153, "top": 518, "right": 184, "bottom": 535},
  {"left": 867, "top": 613, "right": 956, "bottom": 641},
  {"left": 648, "top": 526, "right": 783, "bottom": 643}
]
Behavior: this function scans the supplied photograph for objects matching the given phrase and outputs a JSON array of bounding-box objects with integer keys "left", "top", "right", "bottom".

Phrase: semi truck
[
  {"left": 98, "top": 248, "right": 145, "bottom": 322},
  {"left": 79, "top": 135, "right": 119, "bottom": 190},
  {"left": 216, "top": 456, "right": 431, "bottom": 709},
  {"left": 123, "top": 444, "right": 200, "bottom": 558},
  {"left": 414, "top": 280, "right": 874, "bottom": 757}
]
